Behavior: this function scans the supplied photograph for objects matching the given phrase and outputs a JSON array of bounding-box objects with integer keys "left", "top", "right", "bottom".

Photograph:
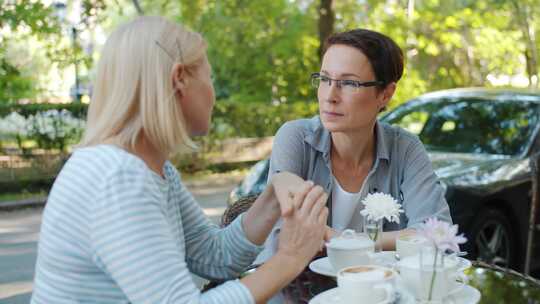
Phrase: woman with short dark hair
[{"left": 258, "top": 28, "right": 451, "bottom": 267}]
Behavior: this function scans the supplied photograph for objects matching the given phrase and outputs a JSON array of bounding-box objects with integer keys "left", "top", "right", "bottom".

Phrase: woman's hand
[
  {"left": 277, "top": 182, "right": 329, "bottom": 266},
  {"left": 324, "top": 226, "right": 338, "bottom": 242},
  {"left": 241, "top": 172, "right": 318, "bottom": 246},
  {"left": 270, "top": 171, "right": 312, "bottom": 217}
]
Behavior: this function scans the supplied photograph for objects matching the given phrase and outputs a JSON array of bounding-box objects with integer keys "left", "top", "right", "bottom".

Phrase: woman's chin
[{"left": 321, "top": 120, "right": 345, "bottom": 133}]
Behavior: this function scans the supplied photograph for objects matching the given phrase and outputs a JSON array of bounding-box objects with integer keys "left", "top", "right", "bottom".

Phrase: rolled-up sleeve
[
  {"left": 268, "top": 121, "right": 306, "bottom": 178},
  {"left": 400, "top": 137, "right": 452, "bottom": 229}
]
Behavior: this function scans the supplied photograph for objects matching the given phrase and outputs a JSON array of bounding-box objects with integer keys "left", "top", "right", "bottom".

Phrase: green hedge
[
  {"left": 1, "top": 100, "right": 320, "bottom": 177},
  {"left": 211, "top": 100, "right": 318, "bottom": 139},
  {"left": 0, "top": 102, "right": 88, "bottom": 119},
  {"left": 0, "top": 177, "right": 55, "bottom": 194},
  {"left": 1, "top": 100, "right": 319, "bottom": 139}
]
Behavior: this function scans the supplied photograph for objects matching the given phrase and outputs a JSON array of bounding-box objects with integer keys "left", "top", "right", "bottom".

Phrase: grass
[{"left": 0, "top": 190, "right": 47, "bottom": 202}]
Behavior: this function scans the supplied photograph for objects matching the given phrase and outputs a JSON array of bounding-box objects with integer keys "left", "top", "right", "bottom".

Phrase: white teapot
[{"left": 325, "top": 229, "right": 375, "bottom": 272}]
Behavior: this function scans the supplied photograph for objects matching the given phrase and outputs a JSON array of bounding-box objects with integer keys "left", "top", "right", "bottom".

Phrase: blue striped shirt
[{"left": 31, "top": 145, "right": 263, "bottom": 303}]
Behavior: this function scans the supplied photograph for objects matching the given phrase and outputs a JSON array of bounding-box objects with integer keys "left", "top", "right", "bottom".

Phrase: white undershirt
[{"left": 331, "top": 177, "right": 364, "bottom": 231}]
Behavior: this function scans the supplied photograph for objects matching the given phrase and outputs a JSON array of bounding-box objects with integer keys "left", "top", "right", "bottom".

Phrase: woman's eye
[{"left": 342, "top": 80, "right": 358, "bottom": 87}]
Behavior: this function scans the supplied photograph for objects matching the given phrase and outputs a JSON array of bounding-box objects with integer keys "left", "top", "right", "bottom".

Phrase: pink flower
[{"left": 418, "top": 218, "right": 467, "bottom": 253}]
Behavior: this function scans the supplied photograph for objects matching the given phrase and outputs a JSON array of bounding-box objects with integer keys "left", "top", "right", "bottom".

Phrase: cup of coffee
[
  {"left": 396, "top": 250, "right": 467, "bottom": 302},
  {"left": 396, "top": 233, "right": 428, "bottom": 259},
  {"left": 337, "top": 265, "right": 396, "bottom": 304},
  {"left": 326, "top": 229, "right": 374, "bottom": 272}
]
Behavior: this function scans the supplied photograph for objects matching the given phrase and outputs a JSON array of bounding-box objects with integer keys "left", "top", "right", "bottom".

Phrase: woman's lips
[{"left": 322, "top": 111, "right": 344, "bottom": 118}]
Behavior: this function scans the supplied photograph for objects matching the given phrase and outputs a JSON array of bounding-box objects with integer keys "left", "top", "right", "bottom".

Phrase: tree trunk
[
  {"left": 318, "top": 0, "right": 334, "bottom": 60},
  {"left": 131, "top": 0, "right": 144, "bottom": 15},
  {"left": 511, "top": 0, "right": 538, "bottom": 88}
]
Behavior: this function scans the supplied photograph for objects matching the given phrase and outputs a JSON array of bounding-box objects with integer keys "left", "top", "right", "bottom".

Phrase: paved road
[{"left": 0, "top": 181, "right": 238, "bottom": 303}]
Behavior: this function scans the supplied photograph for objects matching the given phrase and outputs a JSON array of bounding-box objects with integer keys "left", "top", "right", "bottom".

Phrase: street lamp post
[
  {"left": 53, "top": 1, "right": 81, "bottom": 103},
  {"left": 71, "top": 26, "right": 81, "bottom": 103}
]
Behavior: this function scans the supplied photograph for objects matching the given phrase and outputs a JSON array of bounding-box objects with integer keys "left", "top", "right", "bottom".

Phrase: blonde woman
[{"left": 31, "top": 16, "right": 329, "bottom": 304}]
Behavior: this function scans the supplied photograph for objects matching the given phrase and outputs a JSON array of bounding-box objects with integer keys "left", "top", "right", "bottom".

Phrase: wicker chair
[{"left": 220, "top": 195, "right": 259, "bottom": 227}]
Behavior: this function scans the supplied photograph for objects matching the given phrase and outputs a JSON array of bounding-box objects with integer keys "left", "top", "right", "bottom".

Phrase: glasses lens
[
  {"left": 340, "top": 82, "right": 358, "bottom": 94},
  {"left": 311, "top": 75, "right": 320, "bottom": 89}
]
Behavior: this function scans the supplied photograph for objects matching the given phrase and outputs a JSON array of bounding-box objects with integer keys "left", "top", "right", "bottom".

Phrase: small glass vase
[
  {"left": 418, "top": 246, "right": 446, "bottom": 304},
  {"left": 363, "top": 216, "right": 383, "bottom": 252}
]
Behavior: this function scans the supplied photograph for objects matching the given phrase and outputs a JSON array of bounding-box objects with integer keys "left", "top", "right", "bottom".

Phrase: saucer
[
  {"left": 456, "top": 257, "right": 472, "bottom": 272},
  {"left": 444, "top": 284, "right": 481, "bottom": 304},
  {"left": 308, "top": 284, "right": 415, "bottom": 304},
  {"left": 308, "top": 284, "right": 480, "bottom": 304},
  {"left": 309, "top": 257, "right": 336, "bottom": 277},
  {"left": 309, "top": 253, "right": 399, "bottom": 277}
]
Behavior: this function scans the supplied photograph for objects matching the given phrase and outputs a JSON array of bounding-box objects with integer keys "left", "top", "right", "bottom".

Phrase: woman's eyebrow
[{"left": 319, "top": 70, "right": 362, "bottom": 78}]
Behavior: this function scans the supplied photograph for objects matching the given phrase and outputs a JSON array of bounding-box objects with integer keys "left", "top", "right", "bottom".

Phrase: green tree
[{"left": 0, "top": 1, "right": 60, "bottom": 103}]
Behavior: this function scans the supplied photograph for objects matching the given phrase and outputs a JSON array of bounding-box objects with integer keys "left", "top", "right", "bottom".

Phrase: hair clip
[{"left": 155, "top": 37, "right": 184, "bottom": 63}]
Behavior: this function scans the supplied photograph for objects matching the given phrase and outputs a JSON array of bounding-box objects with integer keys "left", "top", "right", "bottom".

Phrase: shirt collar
[{"left": 304, "top": 117, "right": 390, "bottom": 161}]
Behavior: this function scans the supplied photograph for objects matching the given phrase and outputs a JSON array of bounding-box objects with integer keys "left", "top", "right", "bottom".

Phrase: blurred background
[
  {"left": 2, "top": 0, "right": 540, "bottom": 193},
  {"left": 2, "top": 1, "right": 540, "bottom": 303}
]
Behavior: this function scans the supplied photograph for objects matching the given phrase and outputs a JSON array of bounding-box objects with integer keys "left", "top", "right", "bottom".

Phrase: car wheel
[{"left": 467, "top": 208, "right": 515, "bottom": 268}]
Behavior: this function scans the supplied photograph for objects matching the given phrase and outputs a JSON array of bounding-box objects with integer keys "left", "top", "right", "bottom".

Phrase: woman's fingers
[
  {"left": 317, "top": 207, "right": 329, "bottom": 225},
  {"left": 287, "top": 180, "right": 314, "bottom": 216},
  {"left": 298, "top": 185, "right": 325, "bottom": 217},
  {"left": 309, "top": 192, "right": 328, "bottom": 219},
  {"left": 323, "top": 226, "right": 337, "bottom": 242}
]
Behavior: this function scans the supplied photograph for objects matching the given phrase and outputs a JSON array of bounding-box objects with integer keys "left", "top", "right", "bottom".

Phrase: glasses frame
[{"left": 310, "top": 72, "right": 383, "bottom": 92}]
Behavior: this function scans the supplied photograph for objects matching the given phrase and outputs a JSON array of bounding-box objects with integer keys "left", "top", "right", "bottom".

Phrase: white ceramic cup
[
  {"left": 337, "top": 265, "right": 396, "bottom": 304},
  {"left": 396, "top": 234, "right": 428, "bottom": 259},
  {"left": 326, "top": 229, "right": 375, "bottom": 272},
  {"left": 396, "top": 251, "right": 467, "bottom": 302}
]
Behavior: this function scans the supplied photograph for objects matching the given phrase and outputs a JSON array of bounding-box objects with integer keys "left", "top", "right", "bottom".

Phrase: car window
[
  {"left": 239, "top": 160, "right": 269, "bottom": 193},
  {"left": 384, "top": 98, "right": 540, "bottom": 156}
]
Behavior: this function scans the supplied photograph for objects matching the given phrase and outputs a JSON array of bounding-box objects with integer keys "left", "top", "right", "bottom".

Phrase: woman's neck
[
  {"left": 132, "top": 135, "right": 167, "bottom": 178},
  {"left": 330, "top": 124, "right": 376, "bottom": 168}
]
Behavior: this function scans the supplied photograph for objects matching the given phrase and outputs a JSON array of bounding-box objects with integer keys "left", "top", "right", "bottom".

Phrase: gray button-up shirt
[
  {"left": 268, "top": 116, "right": 452, "bottom": 231},
  {"left": 254, "top": 116, "right": 452, "bottom": 295}
]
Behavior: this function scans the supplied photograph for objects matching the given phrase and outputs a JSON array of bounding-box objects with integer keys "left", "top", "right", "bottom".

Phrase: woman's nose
[{"left": 323, "top": 82, "right": 340, "bottom": 103}]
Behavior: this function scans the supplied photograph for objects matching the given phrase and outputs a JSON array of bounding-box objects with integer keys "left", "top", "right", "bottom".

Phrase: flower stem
[{"left": 428, "top": 248, "right": 438, "bottom": 301}]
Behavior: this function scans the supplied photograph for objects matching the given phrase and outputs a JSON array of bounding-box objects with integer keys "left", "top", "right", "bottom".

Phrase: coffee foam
[{"left": 342, "top": 267, "right": 389, "bottom": 281}]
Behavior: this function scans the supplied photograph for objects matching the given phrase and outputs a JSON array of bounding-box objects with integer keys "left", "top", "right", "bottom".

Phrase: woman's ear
[
  {"left": 379, "top": 82, "right": 396, "bottom": 110},
  {"left": 171, "top": 63, "right": 187, "bottom": 96}
]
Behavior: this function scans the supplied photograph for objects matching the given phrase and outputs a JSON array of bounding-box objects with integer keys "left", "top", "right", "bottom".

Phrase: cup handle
[
  {"left": 374, "top": 283, "right": 394, "bottom": 303},
  {"left": 341, "top": 229, "right": 356, "bottom": 238}
]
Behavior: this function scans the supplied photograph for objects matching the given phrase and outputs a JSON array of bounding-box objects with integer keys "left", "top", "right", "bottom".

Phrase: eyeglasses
[{"left": 311, "top": 72, "right": 382, "bottom": 94}]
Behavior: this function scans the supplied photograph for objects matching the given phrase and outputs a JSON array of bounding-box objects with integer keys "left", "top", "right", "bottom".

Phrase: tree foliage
[{"left": 3, "top": 0, "right": 540, "bottom": 109}]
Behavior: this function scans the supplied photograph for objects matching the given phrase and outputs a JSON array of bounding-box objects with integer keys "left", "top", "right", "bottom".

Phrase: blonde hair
[{"left": 79, "top": 16, "right": 207, "bottom": 154}]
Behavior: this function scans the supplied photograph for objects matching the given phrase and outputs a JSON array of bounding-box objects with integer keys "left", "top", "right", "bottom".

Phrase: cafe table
[
  {"left": 219, "top": 197, "right": 540, "bottom": 303},
  {"left": 271, "top": 260, "right": 540, "bottom": 304}
]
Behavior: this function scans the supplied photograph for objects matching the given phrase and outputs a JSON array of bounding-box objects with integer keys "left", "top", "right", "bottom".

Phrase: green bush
[
  {"left": 0, "top": 102, "right": 88, "bottom": 119},
  {"left": 1, "top": 100, "right": 319, "bottom": 170},
  {"left": 1, "top": 100, "right": 319, "bottom": 146},
  {"left": 210, "top": 100, "right": 319, "bottom": 139}
]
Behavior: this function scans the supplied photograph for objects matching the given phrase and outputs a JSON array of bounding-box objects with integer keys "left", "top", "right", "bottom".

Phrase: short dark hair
[{"left": 324, "top": 29, "right": 404, "bottom": 87}]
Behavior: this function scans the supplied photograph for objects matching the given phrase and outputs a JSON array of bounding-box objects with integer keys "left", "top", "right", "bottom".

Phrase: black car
[{"left": 228, "top": 88, "right": 540, "bottom": 271}]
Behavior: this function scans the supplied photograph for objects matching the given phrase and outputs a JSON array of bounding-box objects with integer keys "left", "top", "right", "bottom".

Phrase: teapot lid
[{"left": 325, "top": 229, "right": 374, "bottom": 250}]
